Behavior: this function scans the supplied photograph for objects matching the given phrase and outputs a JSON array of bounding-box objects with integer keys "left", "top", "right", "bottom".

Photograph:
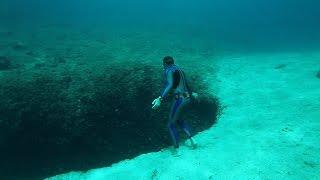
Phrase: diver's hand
[
  {"left": 192, "top": 92, "right": 199, "bottom": 99},
  {"left": 192, "top": 92, "right": 199, "bottom": 102},
  {"left": 152, "top": 96, "right": 162, "bottom": 109}
]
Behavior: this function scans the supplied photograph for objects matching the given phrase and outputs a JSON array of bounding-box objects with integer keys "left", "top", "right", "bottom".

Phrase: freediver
[{"left": 152, "top": 56, "right": 198, "bottom": 155}]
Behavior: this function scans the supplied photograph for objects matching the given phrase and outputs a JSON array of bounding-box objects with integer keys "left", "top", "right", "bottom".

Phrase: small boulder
[
  {"left": 317, "top": 69, "right": 320, "bottom": 79},
  {"left": 26, "top": 51, "right": 35, "bottom": 56},
  {"left": 0, "top": 56, "right": 11, "bottom": 70},
  {"left": 12, "top": 41, "right": 27, "bottom": 51},
  {"left": 34, "top": 63, "right": 46, "bottom": 69},
  {"left": 50, "top": 56, "right": 66, "bottom": 67},
  {"left": 274, "top": 64, "right": 287, "bottom": 69}
]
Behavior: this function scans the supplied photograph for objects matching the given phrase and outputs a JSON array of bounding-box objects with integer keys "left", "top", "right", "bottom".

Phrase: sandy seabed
[{"left": 48, "top": 51, "right": 320, "bottom": 180}]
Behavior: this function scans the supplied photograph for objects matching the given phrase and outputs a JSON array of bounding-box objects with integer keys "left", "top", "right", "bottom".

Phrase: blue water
[
  {"left": 0, "top": 1, "right": 320, "bottom": 179},
  {"left": 1, "top": 0, "right": 320, "bottom": 52}
]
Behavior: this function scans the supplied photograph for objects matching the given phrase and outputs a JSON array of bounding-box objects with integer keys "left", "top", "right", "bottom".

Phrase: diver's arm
[
  {"left": 152, "top": 70, "right": 173, "bottom": 109},
  {"left": 160, "top": 70, "right": 174, "bottom": 100}
]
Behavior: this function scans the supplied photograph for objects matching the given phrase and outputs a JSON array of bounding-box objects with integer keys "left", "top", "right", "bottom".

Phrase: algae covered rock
[
  {"left": 0, "top": 62, "right": 219, "bottom": 179},
  {"left": 0, "top": 56, "right": 11, "bottom": 70},
  {"left": 12, "top": 41, "right": 27, "bottom": 51}
]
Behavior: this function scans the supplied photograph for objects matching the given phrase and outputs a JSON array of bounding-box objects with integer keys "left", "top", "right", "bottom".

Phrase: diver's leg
[
  {"left": 175, "top": 98, "right": 192, "bottom": 137},
  {"left": 176, "top": 98, "right": 197, "bottom": 148},
  {"left": 168, "top": 123, "right": 179, "bottom": 148},
  {"left": 168, "top": 98, "right": 183, "bottom": 148},
  {"left": 177, "top": 119, "right": 197, "bottom": 148},
  {"left": 177, "top": 120, "right": 192, "bottom": 138}
]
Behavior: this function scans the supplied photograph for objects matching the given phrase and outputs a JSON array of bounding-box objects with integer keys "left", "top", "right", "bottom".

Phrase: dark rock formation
[
  {"left": 26, "top": 51, "right": 35, "bottom": 56},
  {"left": 50, "top": 56, "right": 66, "bottom": 67},
  {"left": 12, "top": 41, "right": 27, "bottom": 51},
  {"left": 274, "top": 64, "right": 287, "bottom": 69},
  {"left": 0, "top": 63, "right": 220, "bottom": 180},
  {"left": 33, "top": 63, "right": 46, "bottom": 69},
  {"left": 0, "top": 56, "right": 11, "bottom": 70},
  {"left": 317, "top": 69, "right": 320, "bottom": 79}
]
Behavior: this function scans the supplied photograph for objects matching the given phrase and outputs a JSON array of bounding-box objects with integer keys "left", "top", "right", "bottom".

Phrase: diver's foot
[
  {"left": 170, "top": 147, "right": 182, "bottom": 157},
  {"left": 189, "top": 137, "right": 198, "bottom": 149}
]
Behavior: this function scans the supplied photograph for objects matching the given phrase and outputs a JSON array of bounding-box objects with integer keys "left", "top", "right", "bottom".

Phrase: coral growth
[
  {"left": 0, "top": 56, "right": 11, "bottom": 70},
  {"left": 0, "top": 62, "right": 219, "bottom": 179}
]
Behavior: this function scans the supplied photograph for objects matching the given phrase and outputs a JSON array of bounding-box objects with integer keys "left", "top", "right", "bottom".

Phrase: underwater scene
[{"left": 0, "top": 0, "right": 319, "bottom": 179}]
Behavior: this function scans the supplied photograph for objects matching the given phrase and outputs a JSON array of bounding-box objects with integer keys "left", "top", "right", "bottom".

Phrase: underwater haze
[
  {"left": 1, "top": 0, "right": 320, "bottom": 52},
  {"left": 0, "top": 0, "right": 320, "bottom": 180}
]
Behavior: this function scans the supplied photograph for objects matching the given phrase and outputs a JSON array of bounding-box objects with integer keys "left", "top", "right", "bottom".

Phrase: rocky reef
[
  {"left": 0, "top": 62, "right": 220, "bottom": 180},
  {"left": 0, "top": 56, "right": 12, "bottom": 70}
]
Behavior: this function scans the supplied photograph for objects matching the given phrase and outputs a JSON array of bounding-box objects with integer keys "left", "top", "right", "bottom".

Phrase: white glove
[
  {"left": 152, "top": 96, "right": 162, "bottom": 109},
  {"left": 192, "top": 92, "right": 199, "bottom": 100}
]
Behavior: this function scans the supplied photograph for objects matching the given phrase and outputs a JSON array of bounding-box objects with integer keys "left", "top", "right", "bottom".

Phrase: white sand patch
[{"left": 47, "top": 52, "right": 320, "bottom": 180}]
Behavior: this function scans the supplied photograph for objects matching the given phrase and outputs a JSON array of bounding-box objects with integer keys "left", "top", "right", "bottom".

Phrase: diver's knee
[{"left": 167, "top": 122, "right": 175, "bottom": 128}]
